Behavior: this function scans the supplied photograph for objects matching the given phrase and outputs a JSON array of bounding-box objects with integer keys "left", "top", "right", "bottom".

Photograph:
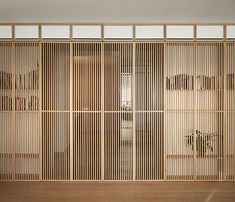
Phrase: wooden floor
[{"left": 0, "top": 181, "right": 235, "bottom": 202}]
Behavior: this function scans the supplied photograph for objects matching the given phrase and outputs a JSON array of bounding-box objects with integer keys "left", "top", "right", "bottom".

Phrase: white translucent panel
[
  {"left": 0, "top": 26, "right": 12, "bottom": 38},
  {"left": 42, "top": 26, "right": 70, "bottom": 39},
  {"left": 136, "top": 25, "right": 164, "bottom": 39},
  {"left": 15, "top": 26, "right": 39, "bottom": 39},
  {"left": 227, "top": 26, "right": 235, "bottom": 39},
  {"left": 104, "top": 26, "right": 132, "bottom": 39},
  {"left": 167, "top": 26, "right": 193, "bottom": 39},
  {"left": 197, "top": 26, "right": 223, "bottom": 39},
  {"left": 73, "top": 26, "right": 101, "bottom": 39}
]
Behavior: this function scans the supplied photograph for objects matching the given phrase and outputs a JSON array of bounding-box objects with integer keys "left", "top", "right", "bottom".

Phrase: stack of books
[
  {"left": 196, "top": 75, "right": 222, "bottom": 90},
  {"left": 0, "top": 96, "right": 12, "bottom": 110},
  {"left": 0, "top": 71, "right": 12, "bottom": 89},
  {"left": 166, "top": 74, "right": 194, "bottom": 90},
  {"left": 15, "top": 68, "right": 39, "bottom": 90},
  {"left": 15, "top": 96, "right": 39, "bottom": 111}
]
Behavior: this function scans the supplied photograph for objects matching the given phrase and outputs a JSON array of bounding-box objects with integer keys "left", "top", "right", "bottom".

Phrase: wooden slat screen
[
  {"left": 196, "top": 43, "right": 224, "bottom": 180},
  {"left": 14, "top": 43, "right": 40, "bottom": 180},
  {"left": 72, "top": 43, "right": 102, "bottom": 180},
  {"left": 0, "top": 38, "right": 234, "bottom": 181},
  {"left": 226, "top": 43, "right": 235, "bottom": 180},
  {"left": 135, "top": 43, "right": 164, "bottom": 180},
  {"left": 104, "top": 43, "right": 133, "bottom": 180},
  {"left": 0, "top": 43, "right": 13, "bottom": 180},
  {"left": 42, "top": 43, "right": 70, "bottom": 180},
  {"left": 166, "top": 43, "right": 194, "bottom": 180},
  {"left": 42, "top": 112, "right": 70, "bottom": 180}
]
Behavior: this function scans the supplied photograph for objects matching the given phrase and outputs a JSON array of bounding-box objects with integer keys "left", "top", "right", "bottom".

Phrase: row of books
[
  {"left": 167, "top": 74, "right": 234, "bottom": 90},
  {"left": 15, "top": 96, "right": 39, "bottom": 111},
  {"left": 166, "top": 74, "right": 194, "bottom": 90},
  {"left": 196, "top": 75, "right": 223, "bottom": 90},
  {"left": 15, "top": 69, "right": 39, "bottom": 90},
  {"left": 0, "top": 71, "right": 12, "bottom": 90},
  {"left": 0, "top": 96, "right": 12, "bottom": 110},
  {"left": 0, "top": 96, "right": 39, "bottom": 111}
]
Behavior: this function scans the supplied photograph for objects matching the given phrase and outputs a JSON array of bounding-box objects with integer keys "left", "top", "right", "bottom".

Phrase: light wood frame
[{"left": 0, "top": 23, "right": 234, "bottom": 181}]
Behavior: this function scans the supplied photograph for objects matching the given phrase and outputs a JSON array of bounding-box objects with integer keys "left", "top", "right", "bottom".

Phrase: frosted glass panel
[
  {"left": 104, "top": 26, "right": 132, "bottom": 39},
  {"left": 0, "top": 26, "right": 12, "bottom": 39},
  {"left": 136, "top": 26, "right": 164, "bottom": 39},
  {"left": 197, "top": 26, "right": 223, "bottom": 39},
  {"left": 15, "top": 26, "right": 38, "bottom": 39},
  {"left": 167, "top": 26, "right": 193, "bottom": 39},
  {"left": 227, "top": 26, "right": 235, "bottom": 39},
  {"left": 42, "top": 26, "right": 70, "bottom": 39},
  {"left": 73, "top": 26, "right": 101, "bottom": 39}
]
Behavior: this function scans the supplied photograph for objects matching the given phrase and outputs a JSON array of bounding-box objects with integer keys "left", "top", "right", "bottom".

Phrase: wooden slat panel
[
  {"left": 166, "top": 43, "right": 194, "bottom": 180},
  {"left": 104, "top": 112, "right": 133, "bottom": 180},
  {"left": 166, "top": 43, "right": 194, "bottom": 111},
  {"left": 104, "top": 43, "right": 133, "bottom": 112},
  {"left": 42, "top": 43, "right": 70, "bottom": 111},
  {"left": 73, "top": 112, "right": 101, "bottom": 180},
  {"left": 136, "top": 112, "right": 164, "bottom": 180},
  {"left": 42, "top": 112, "right": 70, "bottom": 180},
  {"left": 0, "top": 43, "right": 13, "bottom": 181},
  {"left": 73, "top": 43, "right": 102, "bottom": 111},
  {"left": 196, "top": 43, "right": 224, "bottom": 181},
  {"left": 15, "top": 112, "right": 40, "bottom": 180},
  {"left": 135, "top": 43, "right": 164, "bottom": 111},
  {"left": 226, "top": 43, "right": 235, "bottom": 180},
  {"left": 166, "top": 112, "right": 194, "bottom": 180},
  {"left": 196, "top": 112, "right": 223, "bottom": 180}
]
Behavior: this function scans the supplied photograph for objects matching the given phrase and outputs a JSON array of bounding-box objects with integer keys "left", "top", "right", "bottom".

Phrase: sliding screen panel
[
  {"left": 0, "top": 112, "right": 13, "bottom": 180},
  {"left": 166, "top": 43, "right": 194, "bottom": 111},
  {"left": 104, "top": 43, "right": 133, "bottom": 112},
  {"left": 73, "top": 43, "right": 102, "bottom": 111},
  {"left": 42, "top": 112, "right": 70, "bottom": 180},
  {"left": 42, "top": 43, "right": 70, "bottom": 111},
  {"left": 226, "top": 43, "right": 235, "bottom": 111},
  {"left": 135, "top": 43, "right": 164, "bottom": 111},
  {"left": 15, "top": 112, "right": 40, "bottom": 180},
  {"left": 196, "top": 43, "right": 224, "bottom": 180},
  {"left": 196, "top": 43, "right": 224, "bottom": 111},
  {"left": 226, "top": 112, "right": 235, "bottom": 180},
  {"left": 196, "top": 112, "right": 223, "bottom": 180},
  {"left": 15, "top": 43, "right": 39, "bottom": 112},
  {"left": 104, "top": 112, "right": 133, "bottom": 180},
  {"left": 136, "top": 112, "right": 163, "bottom": 180},
  {"left": 0, "top": 43, "right": 13, "bottom": 180},
  {"left": 226, "top": 43, "right": 235, "bottom": 180},
  {"left": 73, "top": 112, "right": 101, "bottom": 180},
  {"left": 166, "top": 112, "right": 194, "bottom": 180}
]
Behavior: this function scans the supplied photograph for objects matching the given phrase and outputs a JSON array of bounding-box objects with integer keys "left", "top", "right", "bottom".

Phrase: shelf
[
  {"left": 15, "top": 153, "right": 39, "bottom": 159},
  {"left": 167, "top": 89, "right": 193, "bottom": 91},
  {"left": 167, "top": 154, "right": 226, "bottom": 159}
]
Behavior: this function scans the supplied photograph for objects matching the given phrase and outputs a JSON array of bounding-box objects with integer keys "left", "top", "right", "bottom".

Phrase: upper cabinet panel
[
  {"left": 104, "top": 26, "right": 133, "bottom": 40},
  {"left": 42, "top": 26, "right": 70, "bottom": 39}
]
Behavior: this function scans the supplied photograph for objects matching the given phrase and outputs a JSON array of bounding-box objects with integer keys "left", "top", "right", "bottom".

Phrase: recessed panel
[
  {"left": 0, "top": 26, "right": 12, "bottom": 39},
  {"left": 197, "top": 26, "right": 224, "bottom": 39},
  {"left": 167, "top": 26, "right": 193, "bottom": 39},
  {"left": 15, "top": 26, "right": 39, "bottom": 39},
  {"left": 104, "top": 26, "right": 132, "bottom": 39},
  {"left": 136, "top": 26, "right": 164, "bottom": 39},
  {"left": 42, "top": 26, "right": 70, "bottom": 39},
  {"left": 73, "top": 26, "right": 101, "bottom": 39}
]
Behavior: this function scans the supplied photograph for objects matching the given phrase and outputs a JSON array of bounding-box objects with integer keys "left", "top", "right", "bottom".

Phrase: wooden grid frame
[{"left": 0, "top": 23, "right": 235, "bottom": 181}]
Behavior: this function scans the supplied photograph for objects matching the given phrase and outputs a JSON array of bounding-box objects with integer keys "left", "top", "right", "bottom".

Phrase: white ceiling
[{"left": 0, "top": 0, "right": 234, "bottom": 23}]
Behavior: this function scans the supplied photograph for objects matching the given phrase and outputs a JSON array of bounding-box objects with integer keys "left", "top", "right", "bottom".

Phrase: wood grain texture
[{"left": 0, "top": 182, "right": 235, "bottom": 202}]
